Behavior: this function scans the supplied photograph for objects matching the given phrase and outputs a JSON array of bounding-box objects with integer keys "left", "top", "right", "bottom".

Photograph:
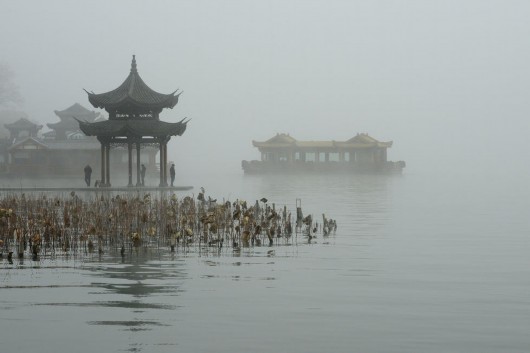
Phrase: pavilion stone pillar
[
  {"left": 163, "top": 142, "right": 168, "bottom": 186},
  {"left": 159, "top": 140, "right": 165, "bottom": 187},
  {"left": 127, "top": 142, "right": 133, "bottom": 187},
  {"left": 105, "top": 143, "right": 111, "bottom": 187},
  {"left": 136, "top": 143, "right": 141, "bottom": 186},
  {"left": 100, "top": 143, "right": 106, "bottom": 185}
]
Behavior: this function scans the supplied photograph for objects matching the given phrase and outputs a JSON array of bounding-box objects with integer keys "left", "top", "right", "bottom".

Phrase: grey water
[{"left": 1, "top": 170, "right": 530, "bottom": 353}]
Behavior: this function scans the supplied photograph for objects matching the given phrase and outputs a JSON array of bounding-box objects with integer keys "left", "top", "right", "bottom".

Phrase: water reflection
[
  {"left": 36, "top": 301, "right": 177, "bottom": 310},
  {"left": 85, "top": 253, "right": 187, "bottom": 350},
  {"left": 86, "top": 320, "right": 170, "bottom": 329},
  {"left": 251, "top": 173, "right": 392, "bottom": 241}
]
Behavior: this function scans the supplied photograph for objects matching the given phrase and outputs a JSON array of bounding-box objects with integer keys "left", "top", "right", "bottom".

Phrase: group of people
[{"left": 83, "top": 163, "right": 176, "bottom": 187}]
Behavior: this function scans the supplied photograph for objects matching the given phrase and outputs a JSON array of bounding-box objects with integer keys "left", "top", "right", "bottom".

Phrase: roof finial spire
[{"left": 131, "top": 55, "right": 137, "bottom": 73}]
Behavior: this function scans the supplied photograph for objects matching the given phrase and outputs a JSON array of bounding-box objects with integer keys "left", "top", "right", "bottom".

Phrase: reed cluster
[{"left": 0, "top": 191, "right": 336, "bottom": 262}]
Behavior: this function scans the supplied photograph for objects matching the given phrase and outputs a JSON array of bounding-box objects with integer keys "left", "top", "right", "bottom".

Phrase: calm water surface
[{"left": 1, "top": 171, "right": 529, "bottom": 352}]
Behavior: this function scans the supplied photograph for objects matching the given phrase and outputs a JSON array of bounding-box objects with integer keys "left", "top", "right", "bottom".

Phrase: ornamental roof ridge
[
  {"left": 264, "top": 133, "right": 297, "bottom": 144},
  {"left": 84, "top": 56, "right": 181, "bottom": 111}
]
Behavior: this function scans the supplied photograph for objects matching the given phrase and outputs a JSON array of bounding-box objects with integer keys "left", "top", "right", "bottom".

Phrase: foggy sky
[{"left": 1, "top": 0, "right": 529, "bottom": 177}]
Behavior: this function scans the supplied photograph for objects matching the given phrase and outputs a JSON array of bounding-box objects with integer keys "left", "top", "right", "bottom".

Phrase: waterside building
[
  {"left": 1, "top": 104, "right": 158, "bottom": 178},
  {"left": 242, "top": 133, "right": 405, "bottom": 174}
]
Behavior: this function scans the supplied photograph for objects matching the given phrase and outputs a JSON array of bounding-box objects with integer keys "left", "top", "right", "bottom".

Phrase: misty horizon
[
  {"left": 2, "top": 2, "right": 530, "bottom": 352},
  {"left": 1, "top": 0, "right": 529, "bottom": 177}
]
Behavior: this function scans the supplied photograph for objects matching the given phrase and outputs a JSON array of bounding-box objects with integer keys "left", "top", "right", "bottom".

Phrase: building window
[
  {"left": 265, "top": 152, "right": 275, "bottom": 161},
  {"left": 306, "top": 152, "right": 316, "bottom": 162},
  {"left": 294, "top": 152, "right": 301, "bottom": 161},
  {"left": 329, "top": 153, "right": 339, "bottom": 162}
]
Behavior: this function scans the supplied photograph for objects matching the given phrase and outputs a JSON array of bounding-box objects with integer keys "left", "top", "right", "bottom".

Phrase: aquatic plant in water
[{"left": 0, "top": 191, "right": 336, "bottom": 261}]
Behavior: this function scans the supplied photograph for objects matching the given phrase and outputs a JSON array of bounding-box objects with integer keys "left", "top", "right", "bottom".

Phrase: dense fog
[
  {"left": 3, "top": 4, "right": 530, "bottom": 352},
  {"left": 1, "top": 0, "right": 529, "bottom": 179}
]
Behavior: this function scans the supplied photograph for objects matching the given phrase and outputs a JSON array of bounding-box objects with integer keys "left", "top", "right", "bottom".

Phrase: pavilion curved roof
[
  {"left": 85, "top": 56, "right": 181, "bottom": 111},
  {"left": 77, "top": 118, "right": 188, "bottom": 138},
  {"left": 54, "top": 103, "right": 99, "bottom": 121}
]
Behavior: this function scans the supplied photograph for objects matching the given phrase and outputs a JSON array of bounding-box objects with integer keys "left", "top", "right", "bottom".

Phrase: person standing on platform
[
  {"left": 170, "top": 164, "right": 175, "bottom": 187},
  {"left": 141, "top": 164, "right": 146, "bottom": 186},
  {"left": 84, "top": 164, "right": 92, "bottom": 187}
]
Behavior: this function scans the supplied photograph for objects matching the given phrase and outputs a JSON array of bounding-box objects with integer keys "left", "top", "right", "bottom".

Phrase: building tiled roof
[
  {"left": 8, "top": 137, "right": 48, "bottom": 150},
  {"left": 54, "top": 103, "right": 99, "bottom": 121},
  {"left": 253, "top": 133, "right": 392, "bottom": 149},
  {"left": 4, "top": 118, "right": 43, "bottom": 131},
  {"left": 48, "top": 103, "right": 98, "bottom": 134},
  {"left": 8, "top": 136, "right": 100, "bottom": 151},
  {"left": 85, "top": 56, "right": 180, "bottom": 111},
  {"left": 77, "top": 118, "right": 188, "bottom": 138},
  {"left": 47, "top": 120, "right": 83, "bottom": 132}
]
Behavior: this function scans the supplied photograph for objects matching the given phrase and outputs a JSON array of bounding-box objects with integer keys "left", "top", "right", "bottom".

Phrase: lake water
[{"left": 1, "top": 170, "right": 529, "bottom": 353}]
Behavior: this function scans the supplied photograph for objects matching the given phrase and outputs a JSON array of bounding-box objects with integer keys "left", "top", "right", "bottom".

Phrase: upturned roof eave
[
  {"left": 87, "top": 92, "right": 179, "bottom": 111},
  {"left": 253, "top": 142, "right": 295, "bottom": 148},
  {"left": 8, "top": 137, "right": 49, "bottom": 150},
  {"left": 85, "top": 59, "right": 180, "bottom": 111},
  {"left": 77, "top": 119, "right": 187, "bottom": 138}
]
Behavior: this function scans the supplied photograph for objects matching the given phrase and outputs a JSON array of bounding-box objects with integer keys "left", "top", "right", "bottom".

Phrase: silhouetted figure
[
  {"left": 170, "top": 164, "right": 175, "bottom": 187},
  {"left": 140, "top": 164, "right": 146, "bottom": 186},
  {"left": 84, "top": 164, "right": 92, "bottom": 187}
]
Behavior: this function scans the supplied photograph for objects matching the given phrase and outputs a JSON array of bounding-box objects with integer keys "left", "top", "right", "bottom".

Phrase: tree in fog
[
  {"left": 0, "top": 63, "right": 26, "bottom": 138},
  {"left": 0, "top": 63, "right": 23, "bottom": 107}
]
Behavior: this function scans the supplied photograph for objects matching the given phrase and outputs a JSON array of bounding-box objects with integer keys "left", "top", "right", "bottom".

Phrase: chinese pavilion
[
  {"left": 78, "top": 55, "right": 188, "bottom": 187},
  {"left": 242, "top": 133, "right": 406, "bottom": 174}
]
